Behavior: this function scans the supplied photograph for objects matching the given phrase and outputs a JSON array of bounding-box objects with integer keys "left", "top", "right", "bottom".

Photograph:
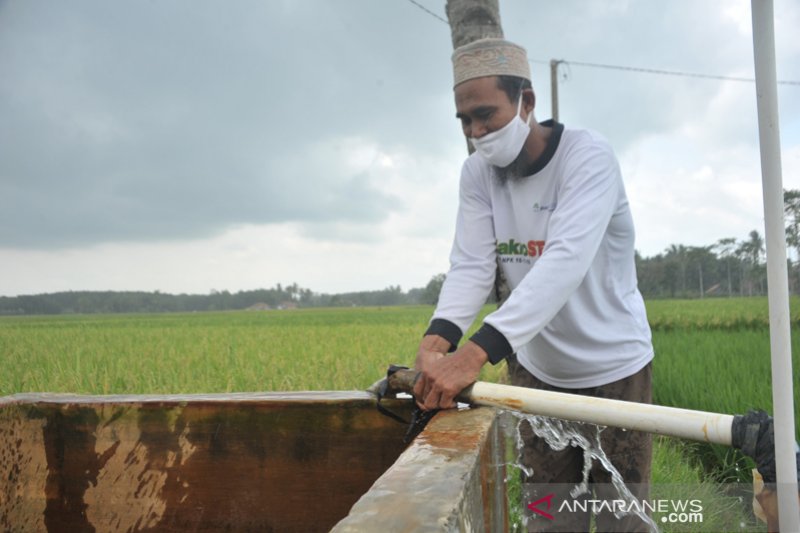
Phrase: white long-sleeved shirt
[{"left": 430, "top": 123, "right": 653, "bottom": 389}]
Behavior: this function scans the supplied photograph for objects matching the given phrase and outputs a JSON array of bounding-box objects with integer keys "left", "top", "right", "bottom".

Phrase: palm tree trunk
[
  {"left": 446, "top": 0, "right": 503, "bottom": 48},
  {"left": 698, "top": 263, "right": 704, "bottom": 299},
  {"left": 726, "top": 260, "right": 732, "bottom": 297},
  {"left": 446, "top": 0, "right": 509, "bottom": 305}
]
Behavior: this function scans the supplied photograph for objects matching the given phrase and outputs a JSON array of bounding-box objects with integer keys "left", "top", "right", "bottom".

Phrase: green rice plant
[
  {"left": 645, "top": 296, "right": 800, "bottom": 330},
  {"left": 0, "top": 307, "right": 431, "bottom": 394},
  {"left": 651, "top": 326, "right": 800, "bottom": 482},
  {"left": 650, "top": 437, "right": 766, "bottom": 532}
]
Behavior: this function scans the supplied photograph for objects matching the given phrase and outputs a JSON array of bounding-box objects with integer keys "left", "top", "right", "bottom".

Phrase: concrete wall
[
  {"left": 1, "top": 393, "right": 506, "bottom": 532},
  {"left": 333, "top": 407, "right": 508, "bottom": 532},
  {"left": 0, "top": 392, "right": 414, "bottom": 532}
]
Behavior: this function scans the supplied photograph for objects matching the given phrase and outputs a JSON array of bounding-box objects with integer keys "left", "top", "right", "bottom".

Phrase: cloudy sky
[{"left": 1, "top": 0, "right": 799, "bottom": 297}]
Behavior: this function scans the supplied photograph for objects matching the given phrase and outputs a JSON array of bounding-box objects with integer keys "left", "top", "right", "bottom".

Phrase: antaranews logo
[
  {"left": 527, "top": 493, "right": 704, "bottom": 526},
  {"left": 527, "top": 494, "right": 556, "bottom": 520}
]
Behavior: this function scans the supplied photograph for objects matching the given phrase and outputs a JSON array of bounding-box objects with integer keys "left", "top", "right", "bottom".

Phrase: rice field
[
  {"left": 1, "top": 299, "right": 797, "bottom": 436},
  {"left": 0, "top": 298, "right": 796, "bottom": 531},
  {"left": 0, "top": 307, "right": 432, "bottom": 394},
  {"left": 1, "top": 299, "right": 796, "bottom": 410}
]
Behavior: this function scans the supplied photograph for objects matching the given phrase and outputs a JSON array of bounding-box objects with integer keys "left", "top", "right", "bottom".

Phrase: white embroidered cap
[{"left": 452, "top": 38, "right": 531, "bottom": 88}]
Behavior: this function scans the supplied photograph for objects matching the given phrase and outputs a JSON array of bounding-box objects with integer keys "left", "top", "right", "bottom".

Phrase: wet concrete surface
[{"left": 331, "top": 406, "right": 507, "bottom": 533}]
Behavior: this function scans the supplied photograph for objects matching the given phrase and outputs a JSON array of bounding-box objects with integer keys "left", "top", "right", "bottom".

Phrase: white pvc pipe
[
  {"left": 468, "top": 381, "right": 735, "bottom": 445},
  {"left": 751, "top": 1, "right": 800, "bottom": 531}
]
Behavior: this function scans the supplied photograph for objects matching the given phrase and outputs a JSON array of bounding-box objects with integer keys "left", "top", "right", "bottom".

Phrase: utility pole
[{"left": 550, "top": 59, "right": 563, "bottom": 122}]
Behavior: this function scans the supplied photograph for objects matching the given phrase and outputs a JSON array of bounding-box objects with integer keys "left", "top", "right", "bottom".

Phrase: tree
[
  {"left": 737, "top": 230, "right": 765, "bottom": 296},
  {"left": 446, "top": 0, "right": 503, "bottom": 50},
  {"left": 446, "top": 0, "right": 510, "bottom": 307},
  {"left": 784, "top": 189, "right": 800, "bottom": 258},
  {"left": 687, "top": 246, "right": 715, "bottom": 298},
  {"left": 746, "top": 229, "right": 765, "bottom": 266},
  {"left": 422, "top": 273, "right": 446, "bottom": 305},
  {"left": 635, "top": 251, "right": 671, "bottom": 298},
  {"left": 714, "top": 237, "right": 738, "bottom": 297},
  {"left": 784, "top": 189, "right": 800, "bottom": 292},
  {"left": 664, "top": 244, "right": 689, "bottom": 297}
]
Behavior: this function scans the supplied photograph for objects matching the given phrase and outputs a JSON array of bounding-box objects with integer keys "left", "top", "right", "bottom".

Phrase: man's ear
[{"left": 523, "top": 88, "right": 536, "bottom": 116}]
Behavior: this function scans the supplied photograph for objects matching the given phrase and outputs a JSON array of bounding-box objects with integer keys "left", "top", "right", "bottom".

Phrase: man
[{"left": 413, "top": 38, "right": 654, "bottom": 532}]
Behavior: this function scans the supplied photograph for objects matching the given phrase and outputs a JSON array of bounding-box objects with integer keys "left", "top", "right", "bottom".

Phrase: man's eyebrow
[{"left": 456, "top": 105, "right": 496, "bottom": 119}]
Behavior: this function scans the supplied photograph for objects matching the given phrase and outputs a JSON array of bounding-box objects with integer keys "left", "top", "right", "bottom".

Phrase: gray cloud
[
  {"left": 501, "top": 0, "right": 774, "bottom": 148},
  {"left": 0, "top": 0, "right": 453, "bottom": 249},
  {"left": 1, "top": 0, "right": 797, "bottom": 250}
]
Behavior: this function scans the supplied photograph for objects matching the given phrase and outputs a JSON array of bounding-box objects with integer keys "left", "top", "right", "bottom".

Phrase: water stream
[{"left": 502, "top": 411, "right": 661, "bottom": 532}]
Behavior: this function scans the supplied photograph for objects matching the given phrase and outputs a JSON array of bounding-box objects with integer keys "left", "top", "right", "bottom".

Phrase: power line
[
  {"left": 535, "top": 58, "right": 800, "bottom": 86},
  {"left": 399, "top": 2, "right": 800, "bottom": 86},
  {"left": 402, "top": 0, "right": 448, "bottom": 25}
]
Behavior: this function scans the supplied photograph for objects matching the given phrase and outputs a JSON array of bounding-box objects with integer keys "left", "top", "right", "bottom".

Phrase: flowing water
[{"left": 502, "top": 411, "right": 661, "bottom": 532}]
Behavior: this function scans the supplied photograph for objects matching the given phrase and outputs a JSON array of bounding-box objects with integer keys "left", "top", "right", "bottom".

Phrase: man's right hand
[
  {"left": 415, "top": 335, "right": 450, "bottom": 369},
  {"left": 414, "top": 334, "right": 451, "bottom": 374},
  {"left": 412, "top": 334, "right": 450, "bottom": 407},
  {"left": 412, "top": 334, "right": 488, "bottom": 411}
]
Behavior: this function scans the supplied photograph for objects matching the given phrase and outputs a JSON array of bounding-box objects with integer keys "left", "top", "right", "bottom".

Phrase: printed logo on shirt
[
  {"left": 532, "top": 201, "right": 557, "bottom": 212},
  {"left": 496, "top": 239, "right": 545, "bottom": 257}
]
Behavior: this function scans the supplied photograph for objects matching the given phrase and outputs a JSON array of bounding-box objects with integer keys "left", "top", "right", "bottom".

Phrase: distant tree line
[
  {"left": 637, "top": 232, "right": 766, "bottom": 299},
  {"left": 0, "top": 282, "right": 445, "bottom": 316},
  {"left": 4, "top": 191, "right": 800, "bottom": 315},
  {"left": 637, "top": 189, "right": 800, "bottom": 298}
]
